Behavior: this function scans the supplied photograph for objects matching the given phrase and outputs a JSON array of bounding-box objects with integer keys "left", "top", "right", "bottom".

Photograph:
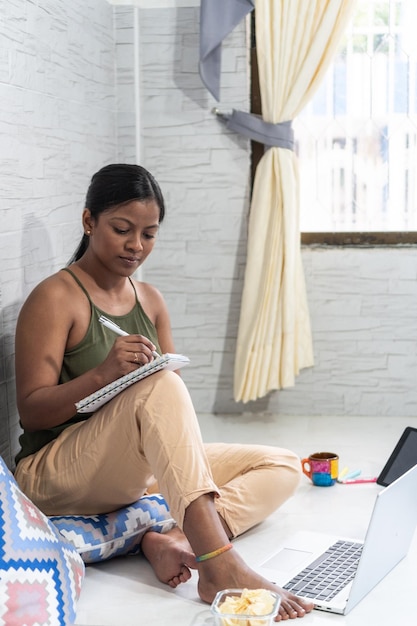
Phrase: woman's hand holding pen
[
  {"left": 98, "top": 315, "right": 159, "bottom": 373},
  {"left": 98, "top": 315, "right": 159, "bottom": 375},
  {"left": 97, "top": 334, "right": 158, "bottom": 381},
  {"left": 123, "top": 334, "right": 158, "bottom": 367}
]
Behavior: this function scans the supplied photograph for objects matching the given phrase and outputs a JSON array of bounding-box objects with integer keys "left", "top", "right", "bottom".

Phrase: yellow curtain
[{"left": 234, "top": 0, "right": 356, "bottom": 402}]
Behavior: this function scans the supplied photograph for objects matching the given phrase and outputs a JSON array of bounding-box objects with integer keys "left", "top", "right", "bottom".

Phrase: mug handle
[{"left": 301, "top": 458, "right": 312, "bottom": 479}]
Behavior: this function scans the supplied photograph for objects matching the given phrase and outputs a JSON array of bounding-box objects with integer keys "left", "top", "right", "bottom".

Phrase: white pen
[{"left": 98, "top": 315, "right": 159, "bottom": 358}]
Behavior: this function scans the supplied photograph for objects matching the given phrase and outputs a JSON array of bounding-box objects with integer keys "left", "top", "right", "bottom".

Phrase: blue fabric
[
  {"left": 199, "top": 0, "right": 254, "bottom": 101},
  {"left": 215, "top": 109, "right": 295, "bottom": 150},
  {"left": 200, "top": 2, "right": 294, "bottom": 152},
  {"left": 49, "top": 494, "right": 176, "bottom": 564}
]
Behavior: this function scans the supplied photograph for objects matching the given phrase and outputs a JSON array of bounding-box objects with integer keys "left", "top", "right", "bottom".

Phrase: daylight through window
[{"left": 295, "top": 0, "right": 417, "bottom": 234}]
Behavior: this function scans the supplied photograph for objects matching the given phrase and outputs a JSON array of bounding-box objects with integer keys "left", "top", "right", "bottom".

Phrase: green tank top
[{"left": 15, "top": 268, "right": 161, "bottom": 464}]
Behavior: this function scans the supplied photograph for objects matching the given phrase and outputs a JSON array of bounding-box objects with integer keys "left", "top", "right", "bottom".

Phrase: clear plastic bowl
[{"left": 210, "top": 588, "right": 281, "bottom": 626}]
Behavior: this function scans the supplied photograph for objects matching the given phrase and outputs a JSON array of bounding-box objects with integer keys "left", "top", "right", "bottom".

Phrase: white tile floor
[{"left": 74, "top": 414, "right": 417, "bottom": 626}]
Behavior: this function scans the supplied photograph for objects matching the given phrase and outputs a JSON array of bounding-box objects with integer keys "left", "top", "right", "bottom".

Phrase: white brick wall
[
  {"left": 114, "top": 6, "right": 137, "bottom": 162},
  {"left": 267, "top": 247, "right": 417, "bottom": 417},
  {"left": 136, "top": 6, "right": 252, "bottom": 410},
  {"left": 136, "top": 7, "right": 417, "bottom": 418},
  {"left": 0, "top": 0, "right": 124, "bottom": 467},
  {"left": 1, "top": 2, "right": 416, "bottom": 471}
]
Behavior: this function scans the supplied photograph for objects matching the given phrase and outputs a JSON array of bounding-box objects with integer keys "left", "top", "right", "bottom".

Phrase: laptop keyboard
[{"left": 283, "top": 540, "right": 363, "bottom": 601}]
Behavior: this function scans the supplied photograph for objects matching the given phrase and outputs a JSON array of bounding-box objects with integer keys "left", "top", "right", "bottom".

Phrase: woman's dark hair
[{"left": 68, "top": 163, "right": 165, "bottom": 264}]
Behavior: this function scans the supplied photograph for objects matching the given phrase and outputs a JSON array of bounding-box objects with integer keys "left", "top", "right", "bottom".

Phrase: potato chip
[{"left": 217, "top": 588, "right": 277, "bottom": 626}]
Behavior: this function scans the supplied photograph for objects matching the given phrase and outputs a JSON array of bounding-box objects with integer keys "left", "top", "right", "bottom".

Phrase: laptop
[{"left": 254, "top": 463, "right": 417, "bottom": 615}]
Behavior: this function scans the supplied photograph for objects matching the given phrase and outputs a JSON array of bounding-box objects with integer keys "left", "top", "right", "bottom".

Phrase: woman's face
[{"left": 84, "top": 199, "right": 160, "bottom": 276}]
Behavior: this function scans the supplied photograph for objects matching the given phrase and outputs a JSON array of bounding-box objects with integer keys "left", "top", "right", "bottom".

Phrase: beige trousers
[{"left": 15, "top": 371, "right": 301, "bottom": 537}]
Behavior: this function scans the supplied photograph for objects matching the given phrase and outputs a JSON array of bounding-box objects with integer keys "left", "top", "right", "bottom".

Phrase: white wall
[
  {"left": 0, "top": 0, "right": 135, "bottom": 467},
  {"left": 1, "top": 2, "right": 416, "bottom": 468},
  {"left": 135, "top": 7, "right": 252, "bottom": 410},
  {"left": 135, "top": 7, "right": 417, "bottom": 418},
  {"left": 270, "top": 247, "right": 417, "bottom": 417}
]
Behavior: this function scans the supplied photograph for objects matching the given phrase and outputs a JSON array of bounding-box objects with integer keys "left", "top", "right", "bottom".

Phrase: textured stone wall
[
  {"left": 136, "top": 8, "right": 417, "bottom": 418},
  {"left": 1, "top": 3, "right": 416, "bottom": 475},
  {"left": 0, "top": 0, "right": 122, "bottom": 467}
]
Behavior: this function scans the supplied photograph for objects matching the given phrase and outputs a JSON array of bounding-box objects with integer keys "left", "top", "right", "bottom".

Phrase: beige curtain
[{"left": 234, "top": 0, "right": 357, "bottom": 402}]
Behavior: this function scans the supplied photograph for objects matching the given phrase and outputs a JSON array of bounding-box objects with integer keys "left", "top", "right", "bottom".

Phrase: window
[
  {"left": 251, "top": 2, "right": 417, "bottom": 244},
  {"left": 295, "top": 0, "right": 417, "bottom": 242}
]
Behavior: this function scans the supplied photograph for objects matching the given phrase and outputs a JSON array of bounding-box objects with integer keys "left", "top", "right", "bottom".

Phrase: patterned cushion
[
  {"left": 0, "top": 456, "right": 85, "bottom": 626},
  {"left": 50, "top": 494, "right": 176, "bottom": 564}
]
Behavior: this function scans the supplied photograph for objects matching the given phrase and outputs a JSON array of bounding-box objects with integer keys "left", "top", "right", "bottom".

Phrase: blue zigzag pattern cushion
[
  {"left": 0, "top": 456, "right": 85, "bottom": 626},
  {"left": 50, "top": 494, "right": 176, "bottom": 564}
]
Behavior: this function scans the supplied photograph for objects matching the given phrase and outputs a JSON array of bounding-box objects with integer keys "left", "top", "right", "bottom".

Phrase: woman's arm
[{"left": 15, "top": 274, "right": 156, "bottom": 430}]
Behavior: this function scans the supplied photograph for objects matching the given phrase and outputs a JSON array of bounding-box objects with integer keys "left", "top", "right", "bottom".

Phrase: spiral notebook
[{"left": 75, "top": 353, "right": 190, "bottom": 413}]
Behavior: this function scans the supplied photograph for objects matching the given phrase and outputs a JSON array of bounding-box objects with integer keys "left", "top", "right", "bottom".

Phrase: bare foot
[
  {"left": 141, "top": 527, "right": 197, "bottom": 588},
  {"left": 196, "top": 548, "right": 314, "bottom": 621}
]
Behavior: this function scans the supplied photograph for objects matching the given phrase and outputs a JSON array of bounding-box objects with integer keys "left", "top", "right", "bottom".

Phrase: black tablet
[{"left": 377, "top": 426, "right": 417, "bottom": 486}]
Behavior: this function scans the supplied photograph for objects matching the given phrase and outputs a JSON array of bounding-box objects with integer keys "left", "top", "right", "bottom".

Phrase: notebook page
[{"left": 75, "top": 353, "right": 190, "bottom": 414}]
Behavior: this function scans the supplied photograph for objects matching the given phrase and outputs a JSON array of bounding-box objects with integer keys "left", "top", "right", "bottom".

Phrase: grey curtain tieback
[
  {"left": 214, "top": 109, "right": 295, "bottom": 151},
  {"left": 199, "top": 0, "right": 255, "bottom": 101}
]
